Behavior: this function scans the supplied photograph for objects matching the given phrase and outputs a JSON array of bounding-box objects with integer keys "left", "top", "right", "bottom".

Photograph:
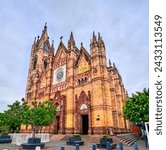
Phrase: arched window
[
  {"left": 85, "top": 77, "right": 88, "bottom": 82},
  {"left": 55, "top": 102, "right": 60, "bottom": 111},
  {"left": 44, "top": 43, "right": 49, "bottom": 51},
  {"left": 44, "top": 59, "right": 47, "bottom": 69},
  {"left": 36, "top": 44, "right": 40, "bottom": 49},
  {"left": 80, "top": 104, "right": 88, "bottom": 110},
  {"left": 78, "top": 79, "right": 81, "bottom": 85},
  {"left": 43, "top": 57, "right": 48, "bottom": 69},
  {"left": 33, "top": 58, "right": 37, "bottom": 70}
]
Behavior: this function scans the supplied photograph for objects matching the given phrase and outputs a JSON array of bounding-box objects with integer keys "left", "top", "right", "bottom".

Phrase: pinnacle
[{"left": 68, "top": 31, "right": 75, "bottom": 45}]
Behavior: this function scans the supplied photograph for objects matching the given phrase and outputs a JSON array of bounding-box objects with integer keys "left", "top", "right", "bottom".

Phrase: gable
[{"left": 53, "top": 42, "right": 68, "bottom": 68}]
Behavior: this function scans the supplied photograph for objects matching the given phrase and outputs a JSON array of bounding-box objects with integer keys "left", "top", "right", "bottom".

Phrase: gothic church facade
[{"left": 21, "top": 25, "right": 130, "bottom": 134}]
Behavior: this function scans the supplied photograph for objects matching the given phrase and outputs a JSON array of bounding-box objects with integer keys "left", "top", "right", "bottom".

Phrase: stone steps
[
  {"left": 117, "top": 133, "right": 140, "bottom": 146},
  {"left": 50, "top": 134, "right": 66, "bottom": 141},
  {"left": 81, "top": 135, "right": 102, "bottom": 143}
]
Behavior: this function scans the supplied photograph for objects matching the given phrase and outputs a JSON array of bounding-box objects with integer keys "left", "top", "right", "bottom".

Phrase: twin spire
[
  {"left": 33, "top": 24, "right": 106, "bottom": 55},
  {"left": 91, "top": 31, "right": 105, "bottom": 47}
]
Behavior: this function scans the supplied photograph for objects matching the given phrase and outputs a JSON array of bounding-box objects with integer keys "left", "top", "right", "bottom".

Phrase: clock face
[
  {"left": 56, "top": 68, "right": 64, "bottom": 81},
  {"left": 53, "top": 65, "right": 66, "bottom": 85}
]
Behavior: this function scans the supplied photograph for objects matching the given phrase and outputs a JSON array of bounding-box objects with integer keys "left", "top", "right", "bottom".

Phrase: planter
[
  {"left": 97, "top": 137, "right": 113, "bottom": 148},
  {"left": 0, "top": 135, "right": 12, "bottom": 143},
  {"left": 66, "top": 136, "right": 84, "bottom": 145},
  {"left": 100, "top": 138, "right": 113, "bottom": 146},
  {"left": 21, "top": 138, "right": 45, "bottom": 149}
]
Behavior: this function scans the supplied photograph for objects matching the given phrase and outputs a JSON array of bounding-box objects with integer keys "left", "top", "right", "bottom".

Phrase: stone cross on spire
[{"left": 60, "top": 36, "right": 63, "bottom": 42}]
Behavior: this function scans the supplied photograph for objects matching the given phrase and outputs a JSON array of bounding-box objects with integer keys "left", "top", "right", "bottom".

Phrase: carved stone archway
[
  {"left": 75, "top": 90, "right": 92, "bottom": 134},
  {"left": 52, "top": 91, "right": 66, "bottom": 134}
]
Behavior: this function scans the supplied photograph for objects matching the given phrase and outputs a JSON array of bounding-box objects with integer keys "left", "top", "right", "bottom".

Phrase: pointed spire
[
  {"left": 50, "top": 40, "right": 54, "bottom": 55},
  {"left": 51, "top": 40, "right": 54, "bottom": 48},
  {"left": 98, "top": 32, "right": 101, "bottom": 41},
  {"left": 68, "top": 32, "right": 75, "bottom": 51},
  {"left": 34, "top": 37, "right": 36, "bottom": 44},
  {"left": 92, "top": 31, "right": 97, "bottom": 42},
  {"left": 113, "top": 62, "right": 116, "bottom": 68},
  {"left": 37, "top": 36, "right": 40, "bottom": 41},
  {"left": 68, "top": 31, "right": 75, "bottom": 46},
  {"left": 43, "top": 22, "right": 47, "bottom": 32},
  {"left": 125, "top": 90, "right": 128, "bottom": 97},
  {"left": 109, "top": 59, "right": 111, "bottom": 67},
  {"left": 69, "top": 32, "right": 75, "bottom": 42}
]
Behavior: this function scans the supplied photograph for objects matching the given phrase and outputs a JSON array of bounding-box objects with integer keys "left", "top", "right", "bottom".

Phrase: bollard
[
  {"left": 106, "top": 142, "right": 111, "bottom": 150},
  {"left": 134, "top": 142, "right": 138, "bottom": 150},
  {"left": 35, "top": 146, "right": 41, "bottom": 150},
  {"left": 92, "top": 144, "right": 96, "bottom": 150},
  {"left": 76, "top": 144, "right": 79, "bottom": 150},
  {"left": 60, "top": 146, "right": 65, "bottom": 150},
  {"left": 119, "top": 143, "right": 123, "bottom": 150}
]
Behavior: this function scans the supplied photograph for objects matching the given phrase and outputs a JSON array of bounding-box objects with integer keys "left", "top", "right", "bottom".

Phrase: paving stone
[{"left": 0, "top": 139, "right": 147, "bottom": 150}]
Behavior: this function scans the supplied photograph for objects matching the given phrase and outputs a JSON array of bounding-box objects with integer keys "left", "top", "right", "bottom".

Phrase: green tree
[
  {"left": 4, "top": 100, "right": 23, "bottom": 132},
  {"left": 123, "top": 88, "right": 149, "bottom": 123},
  {"left": 0, "top": 99, "right": 25, "bottom": 133},
  {"left": 21, "top": 100, "right": 56, "bottom": 138}
]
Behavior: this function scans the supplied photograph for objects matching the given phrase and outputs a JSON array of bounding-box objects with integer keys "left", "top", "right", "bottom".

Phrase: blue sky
[{"left": 0, "top": 0, "right": 148, "bottom": 112}]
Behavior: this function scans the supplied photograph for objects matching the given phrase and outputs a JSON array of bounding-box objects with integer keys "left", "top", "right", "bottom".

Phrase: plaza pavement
[{"left": 0, "top": 136, "right": 147, "bottom": 150}]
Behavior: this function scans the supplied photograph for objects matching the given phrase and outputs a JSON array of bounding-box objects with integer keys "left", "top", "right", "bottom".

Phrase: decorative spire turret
[
  {"left": 68, "top": 32, "right": 75, "bottom": 51},
  {"left": 40, "top": 23, "right": 48, "bottom": 42},
  {"left": 98, "top": 32, "right": 105, "bottom": 49},
  {"left": 92, "top": 31, "right": 97, "bottom": 43},
  {"left": 51, "top": 40, "right": 54, "bottom": 48},
  {"left": 34, "top": 37, "right": 36, "bottom": 44},
  {"left": 113, "top": 62, "right": 116, "bottom": 68},
  {"left": 43, "top": 22, "right": 47, "bottom": 33},
  {"left": 37, "top": 35, "right": 40, "bottom": 41},
  {"left": 109, "top": 59, "right": 111, "bottom": 67},
  {"left": 68, "top": 32, "right": 75, "bottom": 44},
  {"left": 98, "top": 32, "right": 101, "bottom": 41},
  {"left": 49, "top": 40, "right": 54, "bottom": 55}
]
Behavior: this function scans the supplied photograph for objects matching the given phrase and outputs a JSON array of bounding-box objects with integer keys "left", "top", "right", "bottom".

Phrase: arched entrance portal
[
  {"left": 75, "top": 91, "right": 91, "bottom": 134},
  {"left": 52, "top": 91, "right": 66, "bottom": 134},
  {"left": 81, "top": 114, "right": 89, "bottom": 134}
]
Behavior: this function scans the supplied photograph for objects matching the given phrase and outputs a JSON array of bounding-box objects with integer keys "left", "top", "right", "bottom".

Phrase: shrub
[
  {"left": 102, "top": 135, "right": 109, "bottom": 140},
  {"left": 73, "top": 134, "right": 80, "bottom": 137},
  {"left": 0, "top": 125, "right": 10, "bottom": 135}
]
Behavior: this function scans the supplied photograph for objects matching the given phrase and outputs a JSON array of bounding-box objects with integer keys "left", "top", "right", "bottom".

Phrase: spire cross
[{"left": 60, "top": 36, "right": 63, "bottom": 41}]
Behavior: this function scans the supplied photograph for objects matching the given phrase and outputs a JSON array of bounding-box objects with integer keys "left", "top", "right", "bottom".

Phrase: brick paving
[{"left": 0, "top": 136, "right": 147, "bottom": 150}]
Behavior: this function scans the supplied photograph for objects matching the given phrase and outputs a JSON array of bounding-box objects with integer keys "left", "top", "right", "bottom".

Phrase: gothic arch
[
  {"left": 52, "top": 91, "right": 66, "bottom": 134},
  {"left": 75, "top": 90, "right": 92, "bottom": 134},
  {"left": 77, "top": 91, "right": 90, "bottom": 112}
]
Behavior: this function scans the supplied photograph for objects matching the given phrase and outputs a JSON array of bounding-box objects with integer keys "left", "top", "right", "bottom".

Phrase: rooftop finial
[
  {"left": 98, "top": 32, "right": 101, "bottom": 40},
  {"left": 81, "top": 42, "right": 83, "bottom": 47},
  {"left": 52, "top": 40, "right": 54, "bottom": 48},
  {"left": 68, "top": 31, "right": 75, "bottom": 44},
  {"left": 92, "top": 31, "right": 97, "bottom": 42},
  {"left": 109, "top": 59, "right": 111, "bottom": 67},
  {"left": 60, "top": 36, "right": 63, "bottom": 42},
  {"left": 45, "top": 22, "right": 47, "bottom": 28},
  {"left": 113, "top": 62, "right": 115, "bottom": 68},
  {"left": 34, "top": 37, "right": 36, "bottom": 44}
]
